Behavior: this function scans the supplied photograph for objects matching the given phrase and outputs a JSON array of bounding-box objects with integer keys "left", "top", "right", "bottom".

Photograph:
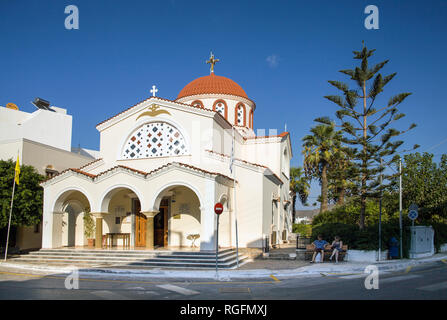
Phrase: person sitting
[
  {"left": 310, "top": 234, "right": 328, "bottom": 263},
  {"left": 329, "top": 236, "right": 344, "bottom": 264}
]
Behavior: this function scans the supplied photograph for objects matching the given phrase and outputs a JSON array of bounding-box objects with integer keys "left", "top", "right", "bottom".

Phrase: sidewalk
[{"left": 1, "top": 253, "right": 446, "bottom": 280}]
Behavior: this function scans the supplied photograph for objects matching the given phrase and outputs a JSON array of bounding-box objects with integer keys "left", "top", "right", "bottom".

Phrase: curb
[{"left": 0, "top": 254, "right": 446, "bottom": 280}]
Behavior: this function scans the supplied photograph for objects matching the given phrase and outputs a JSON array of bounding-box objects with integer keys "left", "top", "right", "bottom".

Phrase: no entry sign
[{"left": 214, "top": 203, "right": 223, "bottom": 215}]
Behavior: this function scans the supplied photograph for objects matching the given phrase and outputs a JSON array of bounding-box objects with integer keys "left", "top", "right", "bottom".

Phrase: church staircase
[{"left": 9, "top": 248, "right": 248, "bottom": 269}]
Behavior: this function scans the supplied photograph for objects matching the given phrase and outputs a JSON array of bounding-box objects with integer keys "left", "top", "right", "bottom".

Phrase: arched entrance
[
  {"left": 100, "top": 186, "right": 143, "bottom": 248},
  {"left": 52, "top": 189, "right": 91, "bottom": 248},
  {"left": 152, "top": 184, "right": 202, "bottom": 249}
]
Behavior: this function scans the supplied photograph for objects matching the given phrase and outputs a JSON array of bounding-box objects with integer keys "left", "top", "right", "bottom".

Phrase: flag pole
[
  {"left": 231, "top": 126, "right": 239, "bottom": 267},
  {"left": 4, "top": 155, "right": 18, "bottom": 261}
]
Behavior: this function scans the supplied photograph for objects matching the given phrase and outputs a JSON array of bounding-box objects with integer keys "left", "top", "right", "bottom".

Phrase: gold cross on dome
[{"left": 206, "top": 52, "right": 220, "bottom": 74}]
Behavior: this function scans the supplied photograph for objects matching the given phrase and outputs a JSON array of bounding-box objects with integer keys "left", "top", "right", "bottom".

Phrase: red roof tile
[{"left": 177, "top": 73, "right": 248, "bottom": 100}]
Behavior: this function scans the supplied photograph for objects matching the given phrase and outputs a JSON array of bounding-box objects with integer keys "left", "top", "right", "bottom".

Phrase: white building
[
  {"left": 40, "top": 66, "right": 293, "bottom": 253},
  {"left": 0, "top": 103, "right": 96, "bottom": 251}
]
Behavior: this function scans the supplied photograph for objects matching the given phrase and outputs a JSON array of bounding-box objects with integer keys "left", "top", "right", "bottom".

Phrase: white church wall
[
  {"left": 231, "top": 168, "right": 264, "bottom": 248},
  {"left": 262, "top": 175, "right": 281, "bottom": 245},
  {"left": 168, "top": 187, "right": 201, "bottom": 248},
  {"left": 214, "top": 181, "right": 232, "bottom": 247},
  {"left": 243, "top": 139, "right": 282, "bottom": 176}
]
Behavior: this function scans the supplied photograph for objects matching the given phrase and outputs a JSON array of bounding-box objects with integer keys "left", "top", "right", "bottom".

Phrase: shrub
[
  {"left": 292, "top": 223, "right": 312, "bottom": 237},
  {"left": 311, "top": 220, "right": 411, "bottom": 254}
]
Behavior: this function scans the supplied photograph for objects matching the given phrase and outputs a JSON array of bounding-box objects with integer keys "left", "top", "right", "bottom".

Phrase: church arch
[
  {"left": 191, "top": 100, "right": 204, "bottom": 109},
  {"left": 249, "top": 109, "right": 254, "bottom": 128},
  {"left": 213, "top": 99, "right": 228, "bottom": 120},
  {"left": 150, "top": 182, "right": 203, "bottom": 248},
  {"left": 235, "top": 103, "right": 246, "bottom": 126},
  {"left": 51, "top": 188, "right": 92, "bottom": 248}
]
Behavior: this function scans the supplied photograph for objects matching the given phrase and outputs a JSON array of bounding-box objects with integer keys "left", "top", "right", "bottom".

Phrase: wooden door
[
  {"left": 154, "top": 206, "right": 168, "bottom": 247},
  {"left": 134, "top": 200, "right": 146, "bottom": 247}
]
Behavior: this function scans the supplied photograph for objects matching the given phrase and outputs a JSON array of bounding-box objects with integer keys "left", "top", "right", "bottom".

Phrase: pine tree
[{"left": 319, "top": 43, "right": 418, "bottom": 229}]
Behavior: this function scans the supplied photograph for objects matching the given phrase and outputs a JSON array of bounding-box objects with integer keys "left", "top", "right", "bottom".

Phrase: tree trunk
[
  {"left": 360, "top": 80, "right": 368, "bottom": 230},
  {"left": 320, "top": 162, "right": 329, "bottom": 213},
  {"left": 337, "top": 187, "right": 345, "bottom": 205}
]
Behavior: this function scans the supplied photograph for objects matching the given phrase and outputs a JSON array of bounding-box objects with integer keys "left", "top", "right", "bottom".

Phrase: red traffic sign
[{"left": 214, "top": 203, "right": 224, "bottom": 215}]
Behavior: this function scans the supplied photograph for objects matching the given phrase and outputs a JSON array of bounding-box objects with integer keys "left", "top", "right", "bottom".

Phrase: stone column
[
  {"left": 51, "top": 211, "right": 64, "bottom": 249},
  {"left": 141, "top": 211, "right": 157, "bottom": 250},
  {"left": 92, "top": 213, "right": 105, "bottom": 249},
  {"left": 200, "top": 180, "right": 216, "bottom": 251}
]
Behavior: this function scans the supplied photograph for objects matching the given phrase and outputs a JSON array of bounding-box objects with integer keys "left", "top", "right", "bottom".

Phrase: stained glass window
[
  {"left": 215, "top": 101, "right": 226, "bottom": 117},
  {"left": 236, "top": 104, "right": 245, "bottom": 126},
  {"left": 122, "top": 122, "right": 188, "bottom": 159}
]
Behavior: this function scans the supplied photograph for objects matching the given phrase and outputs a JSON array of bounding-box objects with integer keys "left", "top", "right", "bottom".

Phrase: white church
[{"left": 41, "top": 55, "right": 293, "bottom": 253}]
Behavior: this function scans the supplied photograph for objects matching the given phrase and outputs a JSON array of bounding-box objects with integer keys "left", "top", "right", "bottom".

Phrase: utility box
[{"left": 409, "top": 226, "right": 435, "bottom": 258}]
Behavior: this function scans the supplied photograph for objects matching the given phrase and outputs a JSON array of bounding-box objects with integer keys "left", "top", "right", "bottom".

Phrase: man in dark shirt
[{"left": 311, "top": 234, "right": 328, "bottom": 263}]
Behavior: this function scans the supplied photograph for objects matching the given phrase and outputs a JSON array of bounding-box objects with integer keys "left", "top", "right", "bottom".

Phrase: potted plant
[{"left": 83, "top": 207, "right": 95, "bottom": 248}]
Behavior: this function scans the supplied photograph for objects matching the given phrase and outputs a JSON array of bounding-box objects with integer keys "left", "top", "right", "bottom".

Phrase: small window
[
  {"left": 34, "top": 223, "right": 40, "bottom": 233},
  {"left": 115, "top": 217, "right": 121, "bottom": 224},
  {"left": 191, "top": 100, "right": 204, "bottom": 108}
]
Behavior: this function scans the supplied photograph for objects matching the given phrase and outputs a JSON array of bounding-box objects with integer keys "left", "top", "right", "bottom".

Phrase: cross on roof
[
  {"left": 206, "top": 52, "right": 220, "bottom": 74},
  {"left": 150, "top": 85, "right": 158, "bottom": 97}
]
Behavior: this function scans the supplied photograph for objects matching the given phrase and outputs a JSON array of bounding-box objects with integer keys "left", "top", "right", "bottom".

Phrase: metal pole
[
  {"left": 4, "top": 174, "right": 16, "bottom": 261},
  {"left": 215, "top": 214, "right": 220, "bottom": 274},
  {"left": 399, "top": 158, "right": 403, "bottom": 259},
  {"left": 378, "top": 158, "right": 382, "bottom": 261},
  {"left": 232, "top": 127, "right": 239, "bottom": 268}
]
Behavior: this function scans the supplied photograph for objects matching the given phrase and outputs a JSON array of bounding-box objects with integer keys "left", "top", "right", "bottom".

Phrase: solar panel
[{"left": 31, "top": 97, "right": 54, "bottom": 112}]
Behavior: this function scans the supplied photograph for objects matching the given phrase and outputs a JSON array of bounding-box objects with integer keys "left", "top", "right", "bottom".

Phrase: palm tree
[
  {"left": 302, "top": 123, "right": 342, "bottom": 213},
  {"left": 290, "top": 167, "right": 310, "bottom": 223}
]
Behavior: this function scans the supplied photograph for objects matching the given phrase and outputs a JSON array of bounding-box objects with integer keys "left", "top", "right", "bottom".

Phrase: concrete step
[
  {"left": 9, "top": 255, "right": 249, "bottom": 269},
  {"left": 26, "top": 250, "right": 235, "bottom": 260},
  {"left": 10, "top": 248, "right": 247, "bottom": 269},
  {"left": 12, "top": 253, "right": 240, "bottom": 263},
  {"left": 36, "top": 248, "right": 233, "bottom": 256}
]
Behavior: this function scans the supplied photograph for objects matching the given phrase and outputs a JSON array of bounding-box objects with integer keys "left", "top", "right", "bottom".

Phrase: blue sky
[{"left": 1, "top": 1, "right": 447, "bottom": 209}]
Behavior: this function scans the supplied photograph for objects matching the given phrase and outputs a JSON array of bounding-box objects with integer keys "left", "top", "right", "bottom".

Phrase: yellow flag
[{"left": 14, "top": 155, "right": 20, "bottom": 185}]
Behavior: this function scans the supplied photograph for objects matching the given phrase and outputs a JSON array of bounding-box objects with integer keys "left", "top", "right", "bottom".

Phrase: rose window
[{"left": 122, "top": 122, "right": 188, "bottom": 159}]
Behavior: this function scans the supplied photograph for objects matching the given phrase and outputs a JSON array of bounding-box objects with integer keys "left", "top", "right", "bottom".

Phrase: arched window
[
  {"left": 213, "top": 100, "right": 228, "bottom": 119},
  {"left": 191, "top": 100, "right": 204, "bottom": 108},
  {"left": 122, "top": 122, "right": 188, "bottom": 159},
  {"left": 249, "top": 109, "right": 254, "bottom": 128},
  {"left": 235, "top": 103, "right": 246, "bottom": 126}
]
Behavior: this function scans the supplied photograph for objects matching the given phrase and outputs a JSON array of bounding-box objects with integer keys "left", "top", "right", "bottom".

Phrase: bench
[{"left": 305, "top": 244, "right": 348, "bottom": 262}]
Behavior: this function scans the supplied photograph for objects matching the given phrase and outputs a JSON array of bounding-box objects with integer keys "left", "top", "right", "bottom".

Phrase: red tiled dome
[{"left": 177, "top": 73, "right": 248, "bottom": 100}]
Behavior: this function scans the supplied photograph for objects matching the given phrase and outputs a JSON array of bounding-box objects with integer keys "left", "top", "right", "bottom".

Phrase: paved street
[{"left": 0, "top": 261, "right": 446, "bottom": 300}]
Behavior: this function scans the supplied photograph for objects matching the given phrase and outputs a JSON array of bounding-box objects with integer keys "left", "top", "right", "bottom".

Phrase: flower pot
[{"left": 87, "top": 239, "right": 95, "bottom": 248}]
